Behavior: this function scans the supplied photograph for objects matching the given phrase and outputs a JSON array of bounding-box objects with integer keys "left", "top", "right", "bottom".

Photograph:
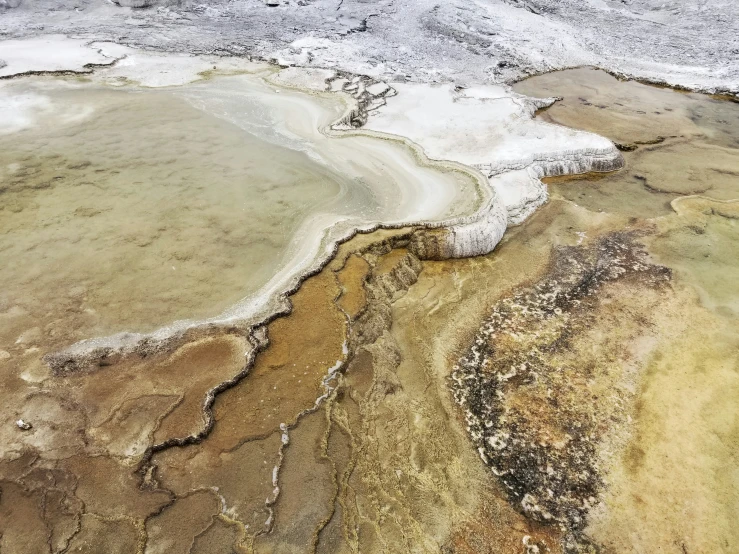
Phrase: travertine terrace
[{"left": 0, "top": 3, "right": 737, "bottom": 553}]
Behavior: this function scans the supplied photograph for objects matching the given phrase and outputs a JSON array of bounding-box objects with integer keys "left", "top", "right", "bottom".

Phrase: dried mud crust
[{"left": 450, "top": 231, "right": 671, "bottom": 552}]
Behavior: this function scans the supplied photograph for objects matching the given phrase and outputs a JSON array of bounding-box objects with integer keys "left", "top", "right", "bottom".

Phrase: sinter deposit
[{"left": 0, "top": 17, "right": 737, "bottom": 554}]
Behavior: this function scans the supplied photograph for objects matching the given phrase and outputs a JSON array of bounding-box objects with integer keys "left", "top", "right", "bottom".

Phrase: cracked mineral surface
[
  {"left": 0, "top": 0, "right": 737, "bottom": 94},
  {"left": 0, "top": 4, "right": 737, "bottom": 554}
]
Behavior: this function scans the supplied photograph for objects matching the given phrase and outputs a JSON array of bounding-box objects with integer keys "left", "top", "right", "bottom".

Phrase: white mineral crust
[{"left": 1, "top": 0, "right": 734, "bottom": 95}]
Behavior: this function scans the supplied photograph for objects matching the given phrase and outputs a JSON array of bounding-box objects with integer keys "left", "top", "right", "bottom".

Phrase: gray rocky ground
[{"left": 0, "top": 0, "right": 737, "bottom": 94}]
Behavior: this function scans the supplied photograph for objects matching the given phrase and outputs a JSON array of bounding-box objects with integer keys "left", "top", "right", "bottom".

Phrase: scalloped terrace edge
[{"left": 0, "top": 35, "right": 623, "bottom": 373}]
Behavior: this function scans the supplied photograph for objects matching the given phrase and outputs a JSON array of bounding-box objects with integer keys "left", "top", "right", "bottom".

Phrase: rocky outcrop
[
  {"left": 486, "top": 149, "right": 625, "bottom": 224},
  {"left": 347, "top": 238, "right": 423, "bottom": 347},
  {"left": 477, "top": 146, "right": 624, "bottom": 178}
]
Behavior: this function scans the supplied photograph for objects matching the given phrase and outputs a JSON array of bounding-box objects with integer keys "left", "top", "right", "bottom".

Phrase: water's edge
[{"left": 41, "top": 60, "right": 622, "bottom": 373}]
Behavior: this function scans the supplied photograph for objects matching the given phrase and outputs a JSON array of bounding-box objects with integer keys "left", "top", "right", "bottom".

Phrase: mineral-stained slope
[
  {"left": 3, "top": 188, "right": 734, "bottom": 552},
  {"left": 0, "top": 41, "right": 629, "bottom": 554}
]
